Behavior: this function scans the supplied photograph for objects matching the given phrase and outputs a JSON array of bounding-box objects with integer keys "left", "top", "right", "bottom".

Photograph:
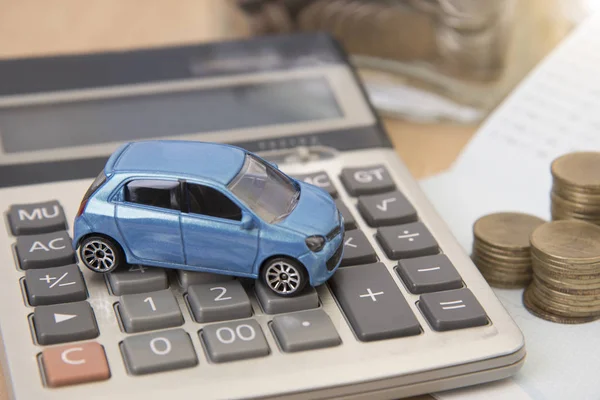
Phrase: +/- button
[
  {"left": 41, "top": 342, "right": 110, "bottom": 387},
  {"left": 25, "top": 264, "right": 87, "bottom": 306}
]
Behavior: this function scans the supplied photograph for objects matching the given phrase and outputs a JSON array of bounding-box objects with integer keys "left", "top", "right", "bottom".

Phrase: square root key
[
  {"left": 376, "top": 222, "right": 439, "bottom": 260},
  {"left": 357, "top": 191, "right": 417, "bottom": 227}
]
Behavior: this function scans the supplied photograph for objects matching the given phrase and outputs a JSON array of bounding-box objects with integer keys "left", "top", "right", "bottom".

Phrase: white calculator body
[{"left": 0, "top": 33, "right": 524, "bottom": 399}]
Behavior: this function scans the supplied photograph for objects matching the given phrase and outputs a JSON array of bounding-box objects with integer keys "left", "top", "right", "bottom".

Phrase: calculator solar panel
[{"left": 0, "top": 33, "right": 524, "bottom": 399}]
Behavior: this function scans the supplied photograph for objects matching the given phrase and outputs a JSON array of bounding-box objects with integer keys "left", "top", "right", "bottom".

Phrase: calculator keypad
[
  {"left": 16, "top": 231, "right": 76, "bottom": 269},
  {"left": 187, "top": 281, "right": 252, "bottom": 323},
  {"left": 5, "top": 160, "right": 491, "bottom": 390},
  {"left": 176, "top": 269, "right": 233, "bottom": 290},
  {"left": 41, "top": 342, "right": 110, "bottom": 387},
  {"left": 107, "top": 265, "right": 168, "bottom": 295},
  {"left": 33, "top": 301, "right": 99, "bottom": 345},
  {"left": 357, "top": 191, "right": 417, "bottom": 227},
  {"left": 294, "top": 171, "right": 337, "bottom": 197},
  {"left": 121, "top": 329, "right": 198, "bottom": 375},
  {"left": 119, "top": 290, "right": 184, "bottom": 333},
  {"left": 340, "top": 165, "right": 395, "bottom": 195},
  {"left": 255, "top": 280, "right": 319, "bottom": 314},
  {"left": 340, "top": 229, "right": 377, "bottom": 267},
  {"left": 397, "top": 254, "right": 463, "bottom": 294},
  {"left": 334, "top": 199, "right": 357, "bottom": 230},
  {"left": 8, "top": 201, "right": 67, "bottom": 236},
  {"left": 25, "top": 264, "right": 87, "bottom": 306},
  {"left": 376, "top": 222, "right": 439, "bottom": 260},
  {"left": 419, "top": 289, "right": 488, "bottom": 331},
  {"left": 329, "top": 263, "right": 421, "bottom": 341},
  {"left": 202, "top": 319, "right": 270, "bottom": 363},
  {"left": 271, "top": 309, "right": 341, "bottom": 352}
]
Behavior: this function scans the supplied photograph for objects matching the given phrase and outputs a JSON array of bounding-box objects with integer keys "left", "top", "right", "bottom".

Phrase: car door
[
  {"left": 115, "top": 179, "right": 185, "bottom": 264},
  {"left": 180, "top": 181, "right": 259, "bottom": 275}
]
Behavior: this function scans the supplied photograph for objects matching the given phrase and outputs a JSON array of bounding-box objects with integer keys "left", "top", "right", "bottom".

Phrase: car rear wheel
[
  {"left": 79, "top": 235, "right": 123, "bottom": 273},
  {"left": 261, "top": 257, "right": 308, "bottom": 297}
]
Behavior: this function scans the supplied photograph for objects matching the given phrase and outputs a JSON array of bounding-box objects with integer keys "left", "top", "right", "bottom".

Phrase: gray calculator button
[
  {"left": 376, "top": 222, "right": 439, "bottom": 260},
  {"left": 16, "top": 231, "right": 75, "bottom": 270},
  {"left": 255, "top": 280, "right": 318, "bottom": 314},
  {"left": 271, "top": 309, "right": 341, "bottom": 352},
  {"left": 340, "top": 165, "right": 395, "bottom": 196},
  {"left": 329, "top": 263, "right": 421, "bottom": 341},
  {"left": 357, "top": 191, "right": 417, "bottom": 227},
  {"left": 341, "top": 230, "right": 377, "bottom": 267},
  {"left": 177, "top": 269, "right": 233, "bottom": 290},
  {"left": 202, "top": 319, "right": 269, "bottom": 363},
  {"left": 335, "top": 200, "right": 356, "bottom": 230},
  {"left": 295, "top": 171, "right": 337, "bottom": 197},
  {"left": 8, "top": 201, "right": 67, "bottom": 236},
  {"left": 419, "top": 289, "right": 488, "bottom": 331},
  {"left": 33, "top": 301, "right": 99, "bottom": 345},
  {"left": 121, "top": 329, "right": 198, "bottom": 375},
  {"left": 107, "top": 265, "right": 168, "bottom": 295},
  {"left": 25, "top": 264, "right": 87, "bottom": 306},
  {"left": 187, "top": 281, "right": 252, "bottom": 323},
  {"left": 397, "top": 254, "right": 463, "bottom": 294},
  {"left": 119, "top": 290, "right": 183, "bottom": 333}
]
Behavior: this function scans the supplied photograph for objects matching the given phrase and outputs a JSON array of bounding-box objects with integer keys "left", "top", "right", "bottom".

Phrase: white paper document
[{"left": 420, "top": 12, "right": 600, "bottom": 400}]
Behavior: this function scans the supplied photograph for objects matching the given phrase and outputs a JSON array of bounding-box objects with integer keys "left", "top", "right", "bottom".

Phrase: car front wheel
[
  {"left": 261, "top": 257, "right": 308, "bottom": 297},
  {"left": 79, "top": 235, "right": 123, "bottom": 273}
]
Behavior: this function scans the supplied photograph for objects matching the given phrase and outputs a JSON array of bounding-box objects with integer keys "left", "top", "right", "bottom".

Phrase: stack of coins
[
  {"left": 551, "top": 152, "right": 600, "bottom": 226},
  {"left": 526, "top": 220, "right": 600, "bottom": 324},
  {"left": 472, "top": 212, "right": 545, "bottom": 288}
]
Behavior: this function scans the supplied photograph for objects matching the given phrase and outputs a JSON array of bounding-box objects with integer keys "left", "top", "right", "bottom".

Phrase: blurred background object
[
  {"left": 0, "top": 0, "right": 593, "bottom": 132},
  {"left": 234, "top": 0, "right": 580, "bottom": 124}
]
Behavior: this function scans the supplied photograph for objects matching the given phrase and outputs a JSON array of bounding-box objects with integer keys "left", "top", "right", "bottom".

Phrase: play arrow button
[{"left": 54, "top": 313, "right": 77, "bottom": 323}]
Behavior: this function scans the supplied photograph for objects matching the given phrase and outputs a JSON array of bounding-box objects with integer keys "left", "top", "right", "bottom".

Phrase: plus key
[{"left": 329, "top": 263, "right": 421, "bottom": 341}]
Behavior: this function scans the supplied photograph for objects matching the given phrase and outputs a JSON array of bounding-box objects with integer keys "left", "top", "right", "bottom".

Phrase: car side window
[
  {"left": 125, "top": 180, "right": 181, "bottom": 211},
  {"left": 186, "top": 183, "right": 242, "bottom": 221}
]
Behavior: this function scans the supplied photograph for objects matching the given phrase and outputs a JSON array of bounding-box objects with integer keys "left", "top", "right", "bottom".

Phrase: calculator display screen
[{"left": 0, "top": 77, "right": 342, "bottom": 153}]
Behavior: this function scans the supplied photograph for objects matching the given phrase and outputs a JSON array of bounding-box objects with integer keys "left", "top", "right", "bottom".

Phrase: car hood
[{"left": 276, "top": 181, "right": 339, "bottom": 236}]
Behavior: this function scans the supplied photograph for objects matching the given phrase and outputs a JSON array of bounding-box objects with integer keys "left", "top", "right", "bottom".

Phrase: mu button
[{"left": 41, "top": 342, "right": 110, "bottom": 387}]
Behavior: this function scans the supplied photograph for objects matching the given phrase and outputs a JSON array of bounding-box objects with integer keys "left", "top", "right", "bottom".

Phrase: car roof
[{"left": 106, "top": 140, "right": 247, "bottom": 185}]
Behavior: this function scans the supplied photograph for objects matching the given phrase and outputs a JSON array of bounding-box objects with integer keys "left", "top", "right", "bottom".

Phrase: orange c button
[{"left": 41, "top": 342, "right": 110, "bottom": 387}]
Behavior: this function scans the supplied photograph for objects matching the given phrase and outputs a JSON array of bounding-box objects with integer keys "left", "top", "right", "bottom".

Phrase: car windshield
[{"left": 228, "top": 154, "right": 300, "bottom": 223}]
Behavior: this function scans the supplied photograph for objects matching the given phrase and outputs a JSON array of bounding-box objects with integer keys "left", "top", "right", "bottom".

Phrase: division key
[{"left": 329, "top": 263, "right": 421, "bottom": 341}]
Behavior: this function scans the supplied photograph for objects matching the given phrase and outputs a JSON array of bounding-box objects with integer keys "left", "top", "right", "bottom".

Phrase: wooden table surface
[{"left": 0, "top": 1, "right": 480, "bottom": 398}]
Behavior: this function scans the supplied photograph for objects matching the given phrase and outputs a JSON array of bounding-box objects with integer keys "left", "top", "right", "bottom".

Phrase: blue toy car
[{"left": 73, "top": 140, "right": 344, "bottom": 296}]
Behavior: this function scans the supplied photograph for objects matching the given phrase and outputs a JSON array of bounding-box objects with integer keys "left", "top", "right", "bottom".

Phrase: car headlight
[{"left": 305, "top": 235, "right": 326, "bottom": 252}]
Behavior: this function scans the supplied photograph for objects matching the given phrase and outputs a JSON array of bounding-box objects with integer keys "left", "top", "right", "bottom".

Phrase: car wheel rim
[
  {"left": 265, "top": 261, "right": 301, "bottom": 295},
  {"left": 82, "top": 240, "right": 116, "bottom": 272}
]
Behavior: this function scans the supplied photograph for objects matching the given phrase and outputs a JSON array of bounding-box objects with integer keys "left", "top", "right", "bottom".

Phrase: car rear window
[{"left": 82, "top": 171, "right": 107, "bottom": 202}]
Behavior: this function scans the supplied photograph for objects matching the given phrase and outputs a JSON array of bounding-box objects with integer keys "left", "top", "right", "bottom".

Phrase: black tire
[
  {"left": 260, "top": 257, "right": 308, "bottom": 297},
  {"left": 78, "top": 235, "right": 124, "bottom": 273}
]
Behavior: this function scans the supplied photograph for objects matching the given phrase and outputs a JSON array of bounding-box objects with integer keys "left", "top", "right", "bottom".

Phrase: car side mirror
[{"left": 241, "top": 213, "right": 256, "bottom": 230}]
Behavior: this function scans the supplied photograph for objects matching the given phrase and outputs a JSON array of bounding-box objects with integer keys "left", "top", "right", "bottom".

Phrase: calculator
[{"left": 0, "top": 33, "right": 524, "bottom": 399}]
